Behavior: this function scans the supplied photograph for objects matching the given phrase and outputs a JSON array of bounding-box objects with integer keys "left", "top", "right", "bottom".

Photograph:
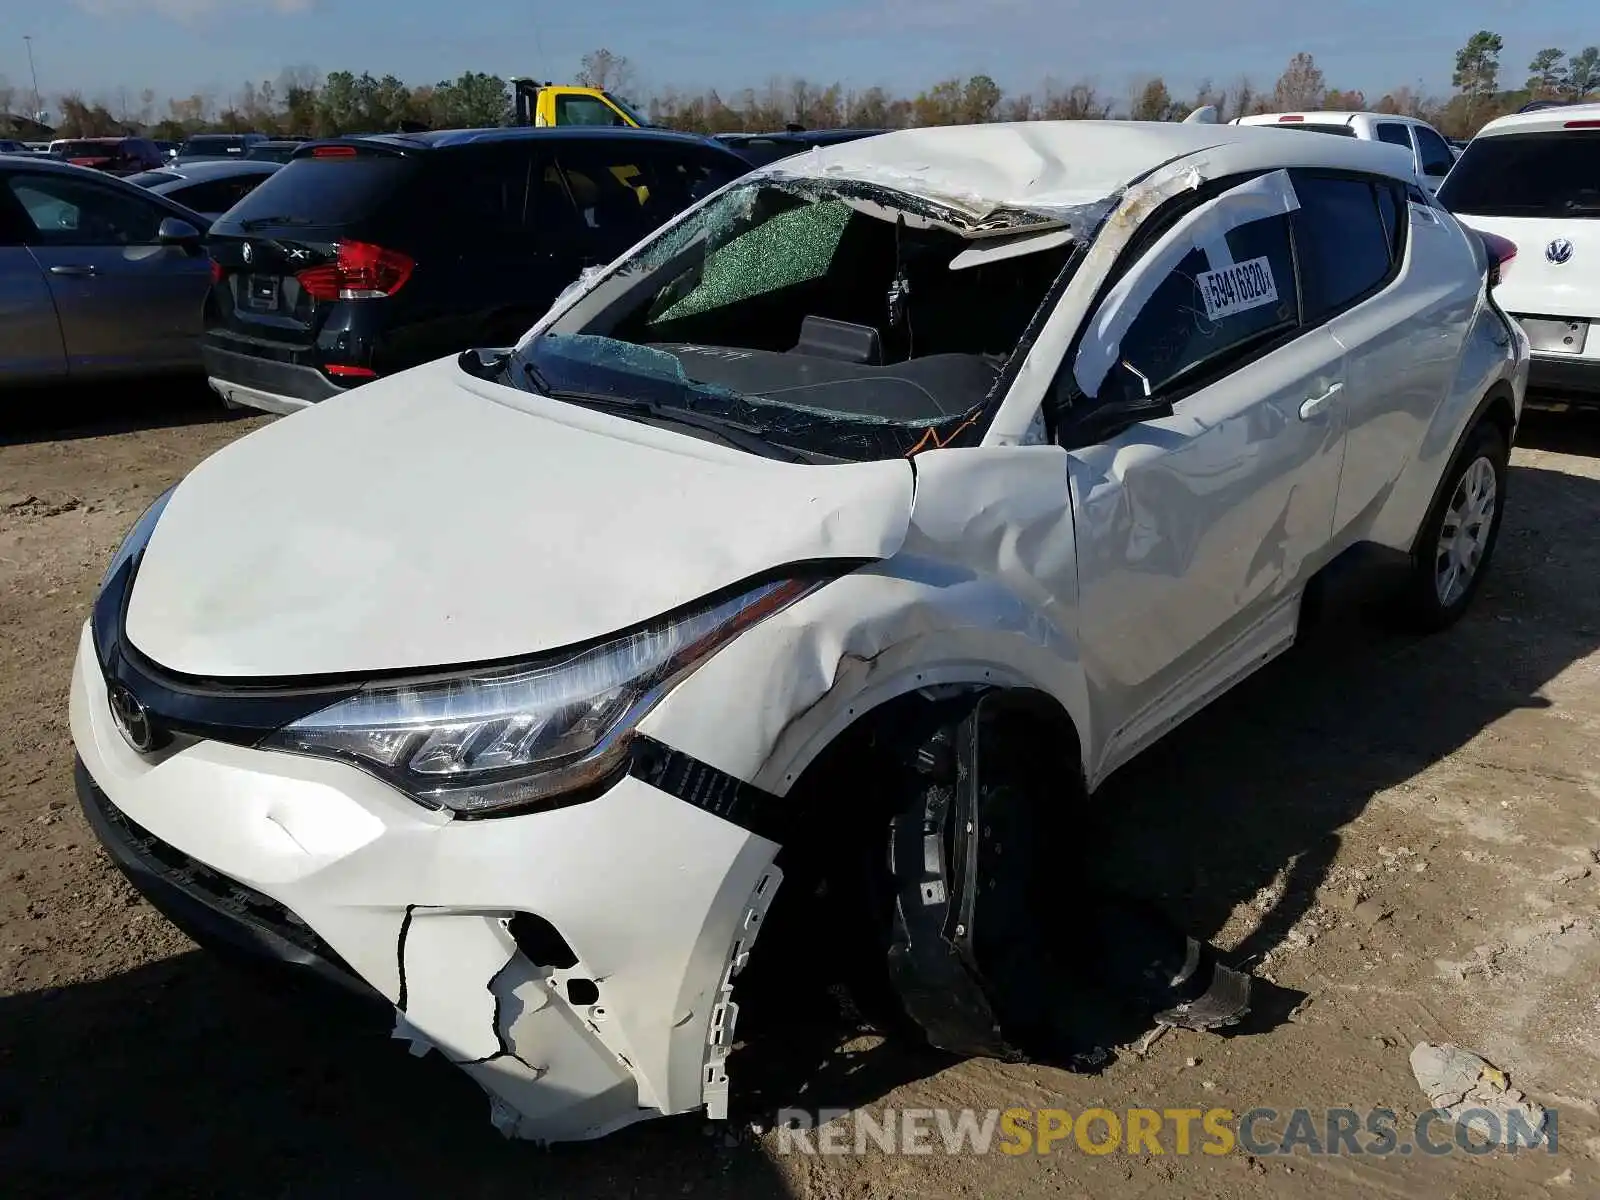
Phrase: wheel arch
[
  {"left": 637, "top": 566, "right": 1095, "bottom": 798},
  {"left": 1402, "top": 377, "right": 1516, "bottom": 561},
  {"left": 1366, "top": 346, "right": 1521, "bottom": 554}
]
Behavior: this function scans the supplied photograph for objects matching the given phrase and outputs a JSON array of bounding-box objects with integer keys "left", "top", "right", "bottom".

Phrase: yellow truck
[{"left": 510, "top": 79, "right": 651, "bottom": 128}]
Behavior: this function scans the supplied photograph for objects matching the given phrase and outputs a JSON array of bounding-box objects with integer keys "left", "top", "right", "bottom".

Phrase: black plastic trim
[
  {"left": 1528, "top": 355, "right": 1600, "bottom": 400},
  {"left": 201, "top": 341, "right": 345, "bottom": 402},
  {"left": 628, "top": 735, "right": 787, "bottom": 841}
]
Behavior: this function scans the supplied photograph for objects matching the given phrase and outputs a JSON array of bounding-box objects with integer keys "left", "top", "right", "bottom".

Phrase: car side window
[
  {"left": 1097, "top": 212, "right": 1299, "bottom": 406},
  {"left": 1373, "top": 180, "right": 1407, "bottom": 263},
  {"left": 1290, "top": 174, "right": 1396, "bottom": 323},
  {"left": 552, "top": 146, "right": 688, "bottom": 243},
  {"left": 555, "top": 95, "right": 627, "bottom": 127},
  {"left": 1375, "top": 123, "right": 1412, "bottom": 149},
  {"left": 449, "top": 149, "right": 534, "bottom": 235},
  {"left": 5, "top": 173, "right": 163, "bottom": 246},
  {"left": 1415, "top": 126, "right": 1455, "bottom": 177},
  {"left": 170, "top": 176, "right": 262, "bottom": 214}
]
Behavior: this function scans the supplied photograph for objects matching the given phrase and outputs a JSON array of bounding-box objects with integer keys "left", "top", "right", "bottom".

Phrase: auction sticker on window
[{"left": 1196, "top": 256, "right": 1279, "bottom": 322}]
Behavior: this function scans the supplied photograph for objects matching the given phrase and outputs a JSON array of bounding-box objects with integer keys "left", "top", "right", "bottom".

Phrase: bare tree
[
  {"left": 0, "top": 75, "right": 15, "bottom": 118},
  {"left": 1272, "top": 52, "right": 1326, "bottom": 110},
  {"left": 1040, "top": 80, "right": 1109, "bottom": 120},
  {"left": 577, "top": 48, "right": 636, "bottom": 97}
]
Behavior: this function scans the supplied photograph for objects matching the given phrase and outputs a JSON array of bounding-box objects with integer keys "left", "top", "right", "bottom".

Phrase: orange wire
[{"left": 904, "top": 413, "right": 980, "bottom": 457}]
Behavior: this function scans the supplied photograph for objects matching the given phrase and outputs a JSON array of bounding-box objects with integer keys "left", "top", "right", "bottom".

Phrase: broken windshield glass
[{"left": 509, "top": 175, "right": 1091, "bottom": 462}]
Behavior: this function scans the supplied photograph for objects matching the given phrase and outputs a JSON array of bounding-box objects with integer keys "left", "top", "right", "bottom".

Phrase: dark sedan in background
[
  {"left": 0, "top": 157, "right": 213, "bottom": 385},
  {"left": 126, "top": 159, "right": 280, "bottom": 222}
]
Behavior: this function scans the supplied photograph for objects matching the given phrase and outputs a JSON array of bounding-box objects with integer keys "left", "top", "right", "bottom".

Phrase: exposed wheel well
[{"left": 734, "top": 685, "right": 1084, "bottom": 1036}]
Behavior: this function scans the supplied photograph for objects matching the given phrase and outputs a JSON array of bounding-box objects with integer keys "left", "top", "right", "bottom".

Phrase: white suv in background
[
  {"left": 1234, "top": 111, "right": 1460, "bottom": 196},
  {"left": 1439, "top": 103, "right": 1600, "bottom": 405}
]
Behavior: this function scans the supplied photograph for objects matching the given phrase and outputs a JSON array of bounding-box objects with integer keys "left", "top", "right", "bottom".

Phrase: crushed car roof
[{"left": 768, "top": 120, "right": 1420, "bottom": 222}]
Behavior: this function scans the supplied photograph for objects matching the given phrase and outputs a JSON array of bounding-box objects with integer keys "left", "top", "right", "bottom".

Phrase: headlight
[
  {"left": 263, "top": 576, "right": 827, "bottom": 816},
  {"left": 101, "top": 484, "right": 178, "bottom": 590}
]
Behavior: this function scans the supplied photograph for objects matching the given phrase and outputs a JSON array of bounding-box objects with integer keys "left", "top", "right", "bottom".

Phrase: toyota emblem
[
  {"left": 241, "top": 241, "right": 254, "bottom": 265},
  {"left": 1546, "top": 238, "right": 1574, "bottom": 266},
  {"left": 107, "top": 682, "right": 156, "bottom": 753}
]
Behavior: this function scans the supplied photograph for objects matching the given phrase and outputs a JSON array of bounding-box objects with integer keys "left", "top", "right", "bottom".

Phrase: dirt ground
[{"left": 2, "top": 382, "right": 1598, "bottom": 1199}]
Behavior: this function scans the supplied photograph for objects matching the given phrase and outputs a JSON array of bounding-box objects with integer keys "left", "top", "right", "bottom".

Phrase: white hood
[{"left": 125, "top": 359, "right": 914, "bottom": 677}]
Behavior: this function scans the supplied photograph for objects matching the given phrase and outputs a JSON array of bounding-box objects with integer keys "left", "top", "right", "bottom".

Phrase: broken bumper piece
[{"left": 68, "top": 624, "right": 781, "bottom": 1145}]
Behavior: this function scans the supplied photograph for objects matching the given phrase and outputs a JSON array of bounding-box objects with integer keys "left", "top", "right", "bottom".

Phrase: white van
[
  {"left": 1438, "top": 102, "right": 1600, "bottom": 404},
  {"left": 1233, "top": 111, "right": 1459, "bottom": 196}
]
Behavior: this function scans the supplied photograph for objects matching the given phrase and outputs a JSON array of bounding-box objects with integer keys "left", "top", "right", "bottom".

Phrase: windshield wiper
[
  {"left": 237, "top": 215, "right": 315, "bottom": 230},
  {"left": 524, "top": 368, "right": 806, "bottom": 463}
]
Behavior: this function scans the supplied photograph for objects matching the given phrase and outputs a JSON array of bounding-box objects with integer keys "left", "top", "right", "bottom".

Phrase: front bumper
[{"left": 69, "top": 623, "right": 780, "bottom": 1143}]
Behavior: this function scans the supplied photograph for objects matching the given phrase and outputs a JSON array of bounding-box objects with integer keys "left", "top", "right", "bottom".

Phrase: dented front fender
[{"left": 638, "top": 445, "right": 1093, "bottom": 792}]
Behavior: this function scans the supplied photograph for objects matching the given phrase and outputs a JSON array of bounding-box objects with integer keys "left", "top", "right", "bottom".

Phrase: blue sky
[{"left": 4, "top": 0, "right": 1595, "bottom": 117}]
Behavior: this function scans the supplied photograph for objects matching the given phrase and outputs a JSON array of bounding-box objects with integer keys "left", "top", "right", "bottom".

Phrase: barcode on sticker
[{"left": 1196, "top": 256, "right": 1279, "bottom": 322}]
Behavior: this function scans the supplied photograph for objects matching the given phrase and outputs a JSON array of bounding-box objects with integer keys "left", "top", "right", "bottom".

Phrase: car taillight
[
  {"left": 325, "top": 364, "right": 378, "bottom": 378},
  {"left": 1479, "top": 232, "right": 1516, "bottom": 288},
  {"left": 209, "top": 259, "right": 224, "bottom": 284},
  {"left": 1277, "top": 114, "right": 1304, "bottom": 122},
  {"left": 295, "top": 241, "right": 414, "bottom": 301},
  {"left": 1564, "top": 119, "right": 1600, "bottom": 129}
]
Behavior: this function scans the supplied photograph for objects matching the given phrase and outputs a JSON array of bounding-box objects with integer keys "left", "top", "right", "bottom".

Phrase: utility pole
[{"left": 23, "top": 35, "right": 42, "bottom": 123}]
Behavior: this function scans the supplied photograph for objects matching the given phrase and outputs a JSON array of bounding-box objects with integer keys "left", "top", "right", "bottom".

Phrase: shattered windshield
[{"left": 506, "top": 176, "right": 1085, "bottom": 462}]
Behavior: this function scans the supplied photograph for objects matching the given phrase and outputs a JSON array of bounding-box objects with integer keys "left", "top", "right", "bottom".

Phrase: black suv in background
[
  {"left": 201, "top": 127, "right": 750, "bottom": 413},
  {"left": 174, "top": 133, "right": 269, "bottom": 164}
]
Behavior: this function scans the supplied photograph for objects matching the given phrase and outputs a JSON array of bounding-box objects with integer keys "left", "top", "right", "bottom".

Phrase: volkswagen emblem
[
  {"left": 241, "top": 241, "right": 254, "bottom": 265},
  {"left": 107, "top": 682, "right": 156, "bottom": 753},
  {"left": 1546, "top": 238, "right": 1574, "bottom": 266}
]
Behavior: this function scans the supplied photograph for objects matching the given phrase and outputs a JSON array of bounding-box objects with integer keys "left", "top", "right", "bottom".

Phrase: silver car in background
[
  {"left": 0, "top": 157, "right": 213, "bottom": 385},
  {"left": 125, "top": 159, "right": 280, "bottom": 223}
]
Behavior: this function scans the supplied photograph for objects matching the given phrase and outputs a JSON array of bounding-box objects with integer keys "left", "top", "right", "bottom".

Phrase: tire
[{"left": 1394, "top": 419, "right": 1509, "bottom": 632}]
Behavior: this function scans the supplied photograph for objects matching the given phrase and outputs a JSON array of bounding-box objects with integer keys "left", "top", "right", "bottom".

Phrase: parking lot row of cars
[{"left": 3, "top": 106, "right": 1596, "bottom": 411}]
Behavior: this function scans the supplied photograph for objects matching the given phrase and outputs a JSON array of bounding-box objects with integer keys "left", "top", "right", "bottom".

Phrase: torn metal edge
[{"left": 702, "top": 862, "right": 783, "bottom": 1120}]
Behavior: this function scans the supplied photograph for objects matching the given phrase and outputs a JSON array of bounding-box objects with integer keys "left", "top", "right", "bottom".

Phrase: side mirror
[
  {"left": 157, "top": 216, "right": 202, "bottom": 248},
  {"left": 1058, "top": 363, "right": 1173, "bottom": 448},
  {"left": 1062, "top": 395, "right": 1175, "bottom": 447}
]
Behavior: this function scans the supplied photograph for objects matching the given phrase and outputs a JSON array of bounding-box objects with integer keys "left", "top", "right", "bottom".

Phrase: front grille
[{"left": 84, "top": 777, "right": 351, "bottom": 974}]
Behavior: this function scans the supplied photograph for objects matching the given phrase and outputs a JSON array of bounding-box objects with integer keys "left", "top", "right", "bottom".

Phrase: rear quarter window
[
  {"left": 212, "top": 154, "right": 421, "bottom": 232},
  {"left": 1437, "top": 130, "right": 1600, "bottom": 218},
  {"left": 1290, "top": 174, "right": 1398, "bottom": 321}
]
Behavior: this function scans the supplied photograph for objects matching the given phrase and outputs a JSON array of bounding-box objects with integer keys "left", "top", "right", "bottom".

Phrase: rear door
[
  {"left": 424, "top": 141, "right": 569, "bottom": 347},
  {"left": 0, "top": 184, "right": 66, "bottom": 381},
  {"left": 547, "top": 140, "right": 742, "bottom": 273},
  {"left": 1289, "top": 172, "right": 1474, "bottom": 542},
  {"left": 204, "top": 146, "right": 421, "bottom": 353},
  {"left": 3, "top": 169, "right": 210, "bottom": 375}
]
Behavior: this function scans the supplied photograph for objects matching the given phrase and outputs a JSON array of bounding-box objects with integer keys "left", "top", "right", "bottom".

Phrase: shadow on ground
[
  {"left": 0, "top": 377, "right": 252, "bottom": 449},
  {"left": 3, "top": 424, "right": 1598, "bottom": 1197}
]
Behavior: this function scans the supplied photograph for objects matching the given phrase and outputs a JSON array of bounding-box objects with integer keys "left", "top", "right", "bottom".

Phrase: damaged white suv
[{"left": 71, "top": 122, "right": 1526, "bottom": 1143}]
